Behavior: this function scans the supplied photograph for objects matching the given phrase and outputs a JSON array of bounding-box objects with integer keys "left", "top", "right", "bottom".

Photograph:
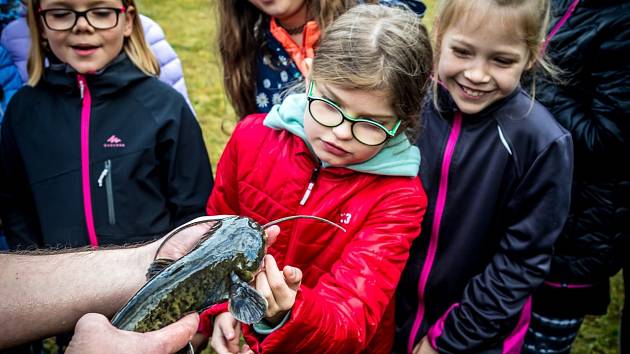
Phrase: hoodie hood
[{"left": 264, "top": 93, "right": 420, "bottom": 177}]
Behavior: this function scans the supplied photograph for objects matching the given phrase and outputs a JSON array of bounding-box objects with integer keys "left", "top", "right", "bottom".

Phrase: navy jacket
[
  {"left": 0, "top": 54, "right": 212, "bottom": 249},
  {"left": 395, "top": 88, "right": 573, "bottom": 353},
  {"left": 530, "top": 0, "right": 630, "bottom": 317}
]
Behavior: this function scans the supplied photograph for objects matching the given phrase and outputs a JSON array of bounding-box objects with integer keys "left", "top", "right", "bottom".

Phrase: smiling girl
[
  {"left": 197, "top": 4, "right": 432, "bottom": 353},
  {"left": 394, "top": 0, "right": 574, "bottom": 353},
  {"left": 0, "top": 0, "right": 212, "bottom": 250}
]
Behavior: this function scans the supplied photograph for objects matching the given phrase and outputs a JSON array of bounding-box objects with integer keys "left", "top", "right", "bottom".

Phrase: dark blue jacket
[
  {"left": 530, "top": 0, "right": 630, "bottom": 317},
  {"left": 395, "top": 88, "right": 573, "bottom": 353},
  {"left": 0, "top": 54, "right": 212, "bottom": 249}
]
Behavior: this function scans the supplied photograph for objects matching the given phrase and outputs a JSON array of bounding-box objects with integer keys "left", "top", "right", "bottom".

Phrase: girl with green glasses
[{"left": 196, "top": 4, "right": 433, "bottom": 353}]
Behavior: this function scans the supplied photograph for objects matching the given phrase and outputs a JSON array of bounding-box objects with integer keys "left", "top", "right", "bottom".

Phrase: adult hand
[
  {"left": 412, "top": 336, "right": 439, "bottom": 354},
  {"left": 210, "top": 312, "right": 241, "bottom": 354},
  {"left": 66, "top": 312, "right": 199, "bottom": 354},
  {"left": 256, "top": 254, "right": 302, "bottom": 324}
]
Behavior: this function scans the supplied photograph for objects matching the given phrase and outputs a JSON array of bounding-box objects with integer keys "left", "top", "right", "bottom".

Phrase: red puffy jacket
[{"left": 203, "top": 114, "right": 427, "bottom": 353}]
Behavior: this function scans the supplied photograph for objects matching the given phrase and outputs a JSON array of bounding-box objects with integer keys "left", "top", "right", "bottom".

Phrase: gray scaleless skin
[{"left": 110, "top": 214, "right": 345, "bottom": 333}]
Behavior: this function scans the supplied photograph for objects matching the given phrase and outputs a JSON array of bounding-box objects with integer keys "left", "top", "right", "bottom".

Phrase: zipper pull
[
  {"left": 78, "top": 76, "right": 85, "bottom": 99},
  {"left": 299, "top": 165, "right": 320, "bottom": 206},
  {"left": 97, "top": 167, "right": 109, "bottom": 187}
]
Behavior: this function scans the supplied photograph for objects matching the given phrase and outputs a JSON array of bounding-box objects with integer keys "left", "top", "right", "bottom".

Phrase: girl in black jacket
[
  {"left": 394, "top": 0, "right": 573, "bottom": 353},
  {"left": 0, "top": 0, "right": 213, "bottom": 250},
  {"left": 523, "top": 0, "right": 630, "bottom": 353}
]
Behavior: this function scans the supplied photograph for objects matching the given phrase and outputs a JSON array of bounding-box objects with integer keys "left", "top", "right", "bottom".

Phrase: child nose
[
  {"left": 331, "top": 120, "right": 353, "bottom": 141},
  {"left": 463, "top": 67, "right": 490, "bottom": 84},
  {"left": 73, "top": 15, "right": 94, "bottom": 32}
]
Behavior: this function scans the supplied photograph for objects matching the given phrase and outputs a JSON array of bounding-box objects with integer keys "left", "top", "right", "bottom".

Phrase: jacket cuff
[
  {"left": 252, "top": 310, "right": 292, "bottom": 335},
  {"left": 197, "top": 302, "right": 229, "bottom": 337},
  {"left": 427, "top": 303, "right": 459, "bottom": 350}
]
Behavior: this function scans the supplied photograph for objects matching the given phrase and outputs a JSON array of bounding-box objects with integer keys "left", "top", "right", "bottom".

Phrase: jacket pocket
[{"left": 97, "top": 160, "right": 116, "bottom": 225}]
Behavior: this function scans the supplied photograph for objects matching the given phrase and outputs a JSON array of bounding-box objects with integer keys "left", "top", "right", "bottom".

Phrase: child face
[
  {"left": 39, "top": 0, "right": 134, "bottom": 74},
  {"left": 304, "top": 81, "right": 399, "bottom": 167},
  {"left": 247, "top": 0, "right": 306, "bottom": 22},
  {"left": 437, "top": 15, "right": 532, "bottom": 114}
]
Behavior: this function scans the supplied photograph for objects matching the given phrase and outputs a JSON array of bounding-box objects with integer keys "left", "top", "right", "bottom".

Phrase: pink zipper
[
  {"left": 542, "top": 0, "right": 580, "bottom": 52},
  {"left": 408, "top": 112, "right": 463, "bottom": 353},
  {"left": 78, "top": 75, "right": 99, "bottom": 248}
]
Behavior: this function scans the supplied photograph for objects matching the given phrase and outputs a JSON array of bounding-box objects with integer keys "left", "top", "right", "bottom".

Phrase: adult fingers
[
  {"left": 157, "top": 219, "right": 216, "bottom": 260},
  {"left": 149, "top": 313, "right": 199, "bottom": 354}
]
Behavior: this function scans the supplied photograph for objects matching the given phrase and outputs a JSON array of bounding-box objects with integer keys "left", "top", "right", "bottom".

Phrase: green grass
[{"left": 136, "top": 1, "right": 624, "bottom": 353}]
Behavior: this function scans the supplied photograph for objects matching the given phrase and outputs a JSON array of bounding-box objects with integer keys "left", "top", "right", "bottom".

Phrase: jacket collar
[
  {"left": 42, "top": 53, "right": 150, "bottom": 97},
  {"left": 263, "top": 93, "right": 421, "bottom": 177}
]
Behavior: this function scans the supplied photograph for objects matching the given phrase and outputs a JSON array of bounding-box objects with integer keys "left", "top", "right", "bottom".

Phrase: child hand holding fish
[{"left": 199, "top": 4, "right": 433, "bottom": 353}]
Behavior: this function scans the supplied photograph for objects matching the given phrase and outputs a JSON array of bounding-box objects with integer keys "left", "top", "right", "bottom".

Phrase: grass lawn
[{"left": 136, "top": 1, "right": 624, "bottom": 353}]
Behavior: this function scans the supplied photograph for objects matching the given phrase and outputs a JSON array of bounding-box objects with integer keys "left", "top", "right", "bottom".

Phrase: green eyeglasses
[{"left": 306, "top": 81, "right": 401, "bottom": 146}]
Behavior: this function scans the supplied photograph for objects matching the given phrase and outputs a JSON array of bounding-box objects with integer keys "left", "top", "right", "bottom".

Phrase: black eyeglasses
[
  {"left": 306, "top": 80, "right": 401, "bottom": 146},
  {"left": 39, "top": 7, "right": 126, "bottom": 31}
]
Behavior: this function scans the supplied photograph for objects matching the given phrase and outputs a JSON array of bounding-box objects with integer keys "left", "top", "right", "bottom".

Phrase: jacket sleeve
[
  {"left": 0, "top": 92, "right": 44, "bottom": 248},
  {"left": 544, "top": 23, "right": 629, "bottom": 166},
  {"left": 428, "top": 133, "right": 573, "bottom": 353},
  {"left": 247, "top": 185, "right": 427, "bottom": 353},
  {"left": 161, "top": 101, "right": 213, "bottom": 228}
]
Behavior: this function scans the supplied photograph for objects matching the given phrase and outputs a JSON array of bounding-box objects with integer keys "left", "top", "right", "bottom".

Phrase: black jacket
[
  {"left": 395, "top": 88, "right": 573, "bottom": 353},
  {"left": 0, "top": 55, "right": 213, "bottom": 248},
  {"left": 531, "top": 0, "right": 630, "bottom": 317}
]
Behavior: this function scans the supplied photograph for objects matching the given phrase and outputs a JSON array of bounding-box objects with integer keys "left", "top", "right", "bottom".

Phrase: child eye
[
  {"left": 90, "top": 8, "right": 115, "bottom": 18},
  {"left": 494, "top": 57, "right": 516, "bottom": 66},
  {"left": 451, "top": 47, "right": 471, "bottom": 58},
  {"left": 48, "top": 9, "right": 73, "bottom": 19}
]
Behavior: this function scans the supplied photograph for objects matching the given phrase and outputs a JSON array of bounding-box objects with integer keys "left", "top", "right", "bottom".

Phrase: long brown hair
[
  {"left": 27, "top": 0, "right": 159, "bottom": 86},
  {"left": 312, "top": 4, "right": 433, "bottom": 141},
  {"left": 217, "top": 0, "right": 362, "bottom": 118}
]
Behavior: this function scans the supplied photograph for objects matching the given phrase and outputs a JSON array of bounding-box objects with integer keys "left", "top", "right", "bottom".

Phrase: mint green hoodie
[{"left": 264, "top": 93, "right": 420, "bottom": 177}]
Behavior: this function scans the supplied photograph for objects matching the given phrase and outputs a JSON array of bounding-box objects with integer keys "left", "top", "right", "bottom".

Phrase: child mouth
[
  {"left": 458, "top": 83, "right": 491, "bottom": 98},
  {"left": 71, "top": 44, "right": 100, "bottom": 55},
  {"left": 321, "top": 140, "right": 350, "bottom": 156}
]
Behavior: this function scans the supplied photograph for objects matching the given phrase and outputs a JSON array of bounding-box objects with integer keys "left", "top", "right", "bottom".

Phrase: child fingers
[{"left": 283, "top": 265, "right": 302, "bottom": 291}]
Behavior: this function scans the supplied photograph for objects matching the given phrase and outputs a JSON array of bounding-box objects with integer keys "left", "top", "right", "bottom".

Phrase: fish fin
[
  {"left": 145, "top": 258, "right": 175, "bottom": 280},
  {"left": 228, "top": 272, "right": 268, "bottom": 324}
]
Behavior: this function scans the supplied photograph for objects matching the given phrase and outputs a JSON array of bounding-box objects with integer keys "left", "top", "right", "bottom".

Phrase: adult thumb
[{"left": 150, "top": 313, "right": 199, "bottom": 353}]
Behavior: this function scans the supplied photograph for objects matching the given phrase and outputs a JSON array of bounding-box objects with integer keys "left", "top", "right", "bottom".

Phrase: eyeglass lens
[
  {"left": 308, "top": 99, "right": 388, "bottom": 146},
  {"left": 42, "top": 8, "right": 121, "bottom": 31}
]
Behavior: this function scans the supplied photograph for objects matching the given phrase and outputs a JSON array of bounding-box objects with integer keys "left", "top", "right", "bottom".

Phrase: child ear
[
  {"left": 122, "top": 5, "right": 136, "bottom": 37},
  {"left": 304, "top": 58, "right": 313, "bottom": 92}
]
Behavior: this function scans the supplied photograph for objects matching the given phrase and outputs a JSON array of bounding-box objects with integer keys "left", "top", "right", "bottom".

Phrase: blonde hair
[
  {"left": 26, "top": 0, "right": 159, "bottom": 86},
  {"left": 311, "top": 4, "right": 432, "bottom": 140},
  {"left": 432, "top": 0, "right": 557, "bottom": 103}
]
